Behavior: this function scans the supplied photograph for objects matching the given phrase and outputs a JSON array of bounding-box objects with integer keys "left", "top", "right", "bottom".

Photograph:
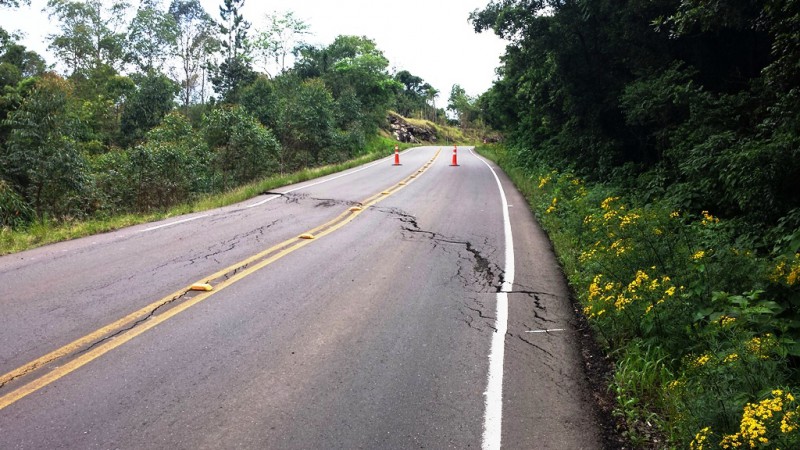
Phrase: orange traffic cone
[
  {"left": 393, "top": 145, "right": 401, "bottom": 166},
  {"left": 450, "top": 145, "right": 459, "bottom": 166}
]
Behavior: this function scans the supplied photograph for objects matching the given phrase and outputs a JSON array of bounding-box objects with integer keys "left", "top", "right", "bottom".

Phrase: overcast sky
[{"left": 0, "top": 0, "right": 507, "bottom": 99}]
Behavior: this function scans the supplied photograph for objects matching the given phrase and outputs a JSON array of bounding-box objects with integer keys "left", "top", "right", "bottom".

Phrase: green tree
[
  {"left": 447, "top": 84, "right": 476, "bottom": 129},
  {"left": 120, "top": 71, "right": 180, "bottom": 146},
  {"left": 0, "top": 29, "right": 46, "bottom": 85},
  {"left": 168, "top": 0, "right": 217, "bottom": 108},
  {"left": 210, "top": 0, "right": 255, "bottom": 103},
  {"left": 1, "top": 73, "right": 90, "bottom": 220},
  {"left": 392, "top": 70, "right": 432, "bottom": 118},
  {"left": 204, "top": 105, "right": 280, "bottom": 188},
  {"left": 127, "top": 0, "right": 178, "bottom": 73},
  {"left": 46, "top": 0, "right": 130, "bottom": 77},
  {"left": 270, "top": 77, "right": 335, "bottom": 167},
  {"left": 240, "top": 74, "right": 279, "bottom": 130},
  {"left": 0, "top": 28, "right": 47, "bottom": 149},
  {"left": 424, "top": 84, "right": 440, "bottom": 122},
  {"left": 253, "top": 10, "right": 309, "bottom": 76},
  {"left": 310, "top": 36, "right": 399, "bottom": 130},
  {"left": 127, "top": 111, "right": 211, "bottom": 210}
]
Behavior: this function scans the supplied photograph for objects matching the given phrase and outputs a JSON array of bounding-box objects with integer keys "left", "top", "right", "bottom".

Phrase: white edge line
[
  {"left": 147, "top": 148, "right": 420, "bottom": 227},
  {"left": 472, "top": 148, "right": 515, "bottom": 450},
  {"left": 252, "top": 147, "right": 419, "bottom": 203},
  {"left": 244, "top": 195, "right": 280, "bottom": 209},
  {"left": 141, "top": 215, "right": 210, "bottom": 232}
]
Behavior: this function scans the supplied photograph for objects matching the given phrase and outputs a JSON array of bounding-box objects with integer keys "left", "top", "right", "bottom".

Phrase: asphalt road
[{"left": 0, "top": 146, "right": 601, "bottom": 449}]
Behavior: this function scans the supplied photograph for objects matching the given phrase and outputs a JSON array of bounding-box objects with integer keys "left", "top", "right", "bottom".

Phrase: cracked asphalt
[{"left": 0, "top": 146, "right": 602, "bottom": 449}]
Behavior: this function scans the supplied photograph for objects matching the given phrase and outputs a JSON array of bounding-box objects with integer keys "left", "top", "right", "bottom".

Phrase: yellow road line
[{"left": 0, "top": 149, "right": 440, "bottom": 411}]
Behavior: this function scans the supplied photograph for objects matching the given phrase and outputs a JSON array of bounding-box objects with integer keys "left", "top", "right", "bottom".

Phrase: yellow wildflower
[
  {"left": 610, "top": 239, "right": 627, "bottom": 256},
  {"left": 691, "top": 426, "right": 712, "bottom": 450},
  {"left": 619, "top": 213, "right": 641, "bottom": 228},
  {"left": 724, "top": 353, "right": 739, "bottom": 363},
  {"left": 770, "top": 256, "right": 800, "bottom": 285},
  {"left": 627, "top": 270, "right": 650, "bottom": 292},
  {"left": 720, "top": 433, "right": 742, "bottom": 448},
  {"left": 614, "top": 294, "right": 632, "bottom": 310},
  {"left": 693, "top": 353, "right": 712, "bottom": 367},
  {"left": 770, "top": 260, "right": 787, "bottom": 282},
  {"left": 781, "top": 410, "right": 797, "bottom": 433},
  {"left": 693, "top": 250, "right": 706, "bottom": 260},
  {"left": 788, "top": 264, "right": 800, "bottom": 286},
  {"left": 579, "top": 248, "right": 597, "bottom": 263},
  {"left": 601, "top": 196, "right": 620, "bottom": 210},
  {"left": 667, "top": 379, "right": 684, "bottom": 390},
  {"left": 545, "top": 197, "right": 558, "bottom": 214},
  {"left": 665, "top": 286, "right": 676, "bottom": 297},
  {"left": 747, "top": 335, "right": 775, "bottom": 359},
  {"left": 720, "top": 390, "right": 800, "bottom": 448},
  {"left": 702, "top": 210, "right": 720, "bottom": 225},
  {"left": 588, "top": 277, "right": 602, "bottom": 300},
  {"left": 538, "top": 176, "right": 550, "bottom": 189}
]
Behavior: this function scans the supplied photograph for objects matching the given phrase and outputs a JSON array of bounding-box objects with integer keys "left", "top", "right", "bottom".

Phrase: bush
[
  {"left": 203, "top": 105, "right": 281, "bottom": 190},
  {"left": 0, "top": 178, "right": 32, "bottom": 228}
]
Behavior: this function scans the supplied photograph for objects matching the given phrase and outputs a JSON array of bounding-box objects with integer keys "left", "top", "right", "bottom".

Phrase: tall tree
[
  {"left": 253, "top": 10, "right": 309, "bottom": 76},
  {"left": 127, "top": 0, "right": 178, "bottom": 73},
  {"left": 1, "top": 73, "right": 89, "bottom": 220},
  {"left": 210, "top": 0, "right": 255, "bottom": 103},
  {"left": 120, "top": 71, "right": 179, "bottom": 146},
  {"left": 425, "top": 85, "right": 439, "bottom": 122},
  {"left": 168, "top": 0, "right": 217, "bottom": 107},
  {"left": 392, "top": 70, "right": 431, "bottom": 118},
  {"left": 297, "top": 36, "right": 398, "bottom": 129},
  {"left": 0, "top": 28, "right": 46, "bottom": 87},
  {"left": 447, "top": 84, "right": 475, "bottom": 128},
  {"left": 46, "top": 0, "right": 130, "bottom": 77}
]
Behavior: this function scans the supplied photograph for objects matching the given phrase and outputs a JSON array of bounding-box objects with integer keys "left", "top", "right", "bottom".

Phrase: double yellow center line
[{"left": 0, "top": 149, "right": 441, "bottom": 411}]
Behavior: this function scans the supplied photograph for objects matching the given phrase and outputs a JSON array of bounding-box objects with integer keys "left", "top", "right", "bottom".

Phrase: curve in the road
[{"left": 0, "top": 149, "right": 441, "bottom": 411}]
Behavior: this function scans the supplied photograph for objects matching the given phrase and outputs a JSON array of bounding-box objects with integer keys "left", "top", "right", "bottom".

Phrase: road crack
[
  {"left": 376, "top": 207, "right": 505, "bottom": 294},
  {"left": 510, "top": 332, "right": 556, "bottom": 358},
  {"left": 77, "top": 291, "right": 192, "bottom": 355}
]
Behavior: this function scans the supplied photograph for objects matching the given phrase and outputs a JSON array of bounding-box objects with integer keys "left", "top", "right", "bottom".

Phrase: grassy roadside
[
  {"left": 477, "top": 144, "right": 800, "bottom": 448},
  {"left": 0, "top": 137, "right": 411, "bottom": 256}
]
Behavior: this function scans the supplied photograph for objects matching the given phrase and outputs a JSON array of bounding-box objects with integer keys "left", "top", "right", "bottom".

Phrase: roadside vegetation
[
  {"left": 0, "top": 134, "right": 405, "bottom": 255},
  {"left": 473, "top": 0, "right": 800, "bottom": 448},
  {"left": 0, "top": 0, "right": 479, "bottom": 255}
]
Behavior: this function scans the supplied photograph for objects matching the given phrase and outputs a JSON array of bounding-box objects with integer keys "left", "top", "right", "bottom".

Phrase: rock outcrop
[{"left": 387, "top": 113, "right": 437, "bottom": 143}]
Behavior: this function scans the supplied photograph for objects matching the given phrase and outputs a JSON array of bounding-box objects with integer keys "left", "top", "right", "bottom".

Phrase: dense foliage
[
  {"left": 0, "top": 0, "right": 447, "bottom": 229},
  {"left": 473, "top": 0, "right": 800, "bottom": 447},
  {"left": 471, "top": 0, "right": 799, "bottom": 233}
]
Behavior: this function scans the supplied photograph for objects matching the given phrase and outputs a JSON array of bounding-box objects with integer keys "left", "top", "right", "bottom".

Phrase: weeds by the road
[
  {"left": 478, "top": 144, "right": 800, "bottom": 449},
  {"left": 0, "top": 138, "right": 410, "bottom": 255}
]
